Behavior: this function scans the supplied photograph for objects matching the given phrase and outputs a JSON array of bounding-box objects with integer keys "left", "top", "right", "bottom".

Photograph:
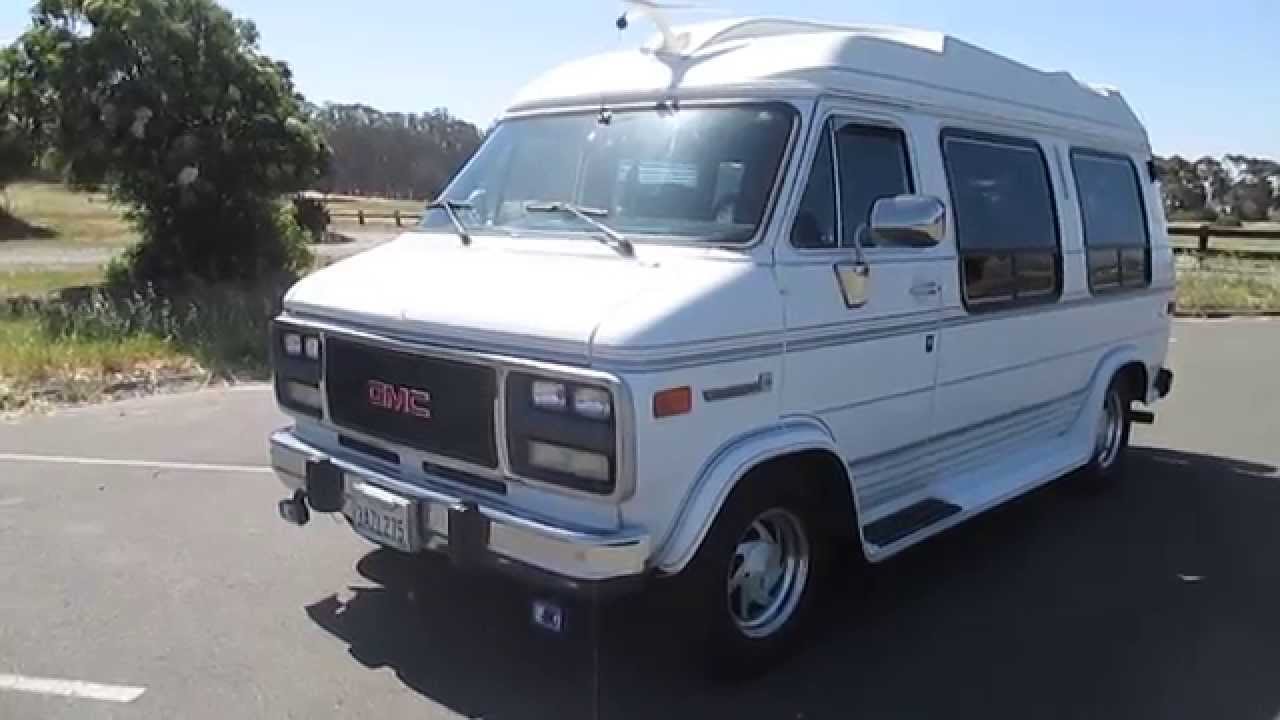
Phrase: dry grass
[
  {"left": 0, "top": 267, "right": 105, "bottom": 297},
  {"left": 0, "top": 182, "right": 139, "bottom": 246},
  {"left": 1176, "top": 256, "right": 1280, "bottom": 313}
]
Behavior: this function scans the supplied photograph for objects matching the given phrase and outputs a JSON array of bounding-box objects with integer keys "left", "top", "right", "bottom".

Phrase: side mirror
[{"left": 869, "top": 194, "right": 946, "bottom": 248}]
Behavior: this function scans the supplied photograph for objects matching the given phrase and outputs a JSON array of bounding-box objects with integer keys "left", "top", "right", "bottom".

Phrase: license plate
[{"left": 347, "top": 480, "right": 416, "bottom": 552}]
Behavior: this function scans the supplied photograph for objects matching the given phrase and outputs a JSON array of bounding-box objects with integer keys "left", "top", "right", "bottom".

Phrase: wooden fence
[
  {"left": 327, "top": 211, "right": 1280, "bottom": 259},
  {"left": 1167, "top": 224, "right": 1280, "bottom": 260},
  {"left": 329, "top": 210, "right": 423, "bottom": 227}
]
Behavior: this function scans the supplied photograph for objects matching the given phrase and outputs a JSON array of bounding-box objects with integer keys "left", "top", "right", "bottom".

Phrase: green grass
[
  {"left": 0, "top": 314, "right": 190, "bottom": 411},
  {"left": 0, "top": 267, "right": 106, "bottom": 297},
  {"left": 0, "top": 182, "right": 139, "bottom": 246},
  {"left": 0, "top": 280, "right": 287, "bottom": 412}
]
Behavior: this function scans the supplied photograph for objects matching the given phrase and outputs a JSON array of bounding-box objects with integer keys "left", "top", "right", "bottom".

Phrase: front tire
[{"left": 683, "top": 471, "right": 828, "bottom": 679}]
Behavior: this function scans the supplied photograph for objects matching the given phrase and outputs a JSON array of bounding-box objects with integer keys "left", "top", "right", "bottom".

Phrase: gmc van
[{"left": 270, "top": 16, "right": 1175, "bottom": 672}]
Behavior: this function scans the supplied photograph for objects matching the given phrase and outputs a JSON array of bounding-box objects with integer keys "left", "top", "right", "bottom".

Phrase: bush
[
  {"left": 1216, "top": 214, "right": 1243, "bottom": 228},
  {"left": 107, "top": 200, "right": 312, "bottom": 295},
  {"left": 291, "top": 195, "right": 331, "bottom": 242}
]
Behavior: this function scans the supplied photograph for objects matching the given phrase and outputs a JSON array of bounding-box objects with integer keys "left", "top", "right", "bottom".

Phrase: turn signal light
[{"left": 653, "top": 386, "right": 692, "bottom": 418}]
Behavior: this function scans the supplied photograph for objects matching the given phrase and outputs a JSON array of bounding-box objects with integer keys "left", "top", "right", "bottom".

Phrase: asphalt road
[{"left": 0, "top": 319, "right": 1278, "bottom": 719}]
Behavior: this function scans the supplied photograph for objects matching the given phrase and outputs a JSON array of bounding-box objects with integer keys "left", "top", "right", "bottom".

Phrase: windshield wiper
[
  {"left": 524, "top": 201, "right": 635, "bottom": 258},
  {"left": 426, "top": 199, "right": 473, "bottom": 246}
]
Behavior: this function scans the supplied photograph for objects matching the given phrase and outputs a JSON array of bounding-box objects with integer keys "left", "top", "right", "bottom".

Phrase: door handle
[{"left": 910, "top": 281, "right": 941, "bottom": 297}]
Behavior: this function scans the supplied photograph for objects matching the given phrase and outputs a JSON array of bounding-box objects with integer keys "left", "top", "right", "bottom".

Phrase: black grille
[{"left": 326, "top": 337, "right": 498, "bottom": 468}]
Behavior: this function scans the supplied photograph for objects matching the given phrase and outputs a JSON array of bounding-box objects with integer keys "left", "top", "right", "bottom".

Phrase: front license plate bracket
[{"left": 348, "top": 481, "right": 417, "bottom": 553}]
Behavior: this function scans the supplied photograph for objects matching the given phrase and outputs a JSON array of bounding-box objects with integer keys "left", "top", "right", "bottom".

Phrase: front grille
[{"left": 325, "top": 337, "right": 498, "bottom": 468}]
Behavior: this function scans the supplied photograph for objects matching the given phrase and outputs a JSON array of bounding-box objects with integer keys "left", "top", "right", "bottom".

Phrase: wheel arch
[
  {"left": 1076, "top": 344, "right": 1148, "bottom": 437},
  {"left": 654, "top": 417, "right": 862, "bottom": 575}
]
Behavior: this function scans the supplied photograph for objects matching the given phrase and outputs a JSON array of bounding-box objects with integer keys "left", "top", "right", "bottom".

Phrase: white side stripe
[
  {"left": 0, "top": 673, "right": 146, "bottom": 703},
  {"left": 0, "top": 452, "right": 271, "bottom": 474}
]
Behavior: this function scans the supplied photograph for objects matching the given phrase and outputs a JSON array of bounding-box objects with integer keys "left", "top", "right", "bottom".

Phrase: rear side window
[
  {"left": 1071, "top": 150, "right": 1151, "bottom": 292},
  {"left": 942, "top": 131, "right": 1061, "bottom": 310},
  {"left": 942, "top": 131, "right": 1059, "bottom": 308}
]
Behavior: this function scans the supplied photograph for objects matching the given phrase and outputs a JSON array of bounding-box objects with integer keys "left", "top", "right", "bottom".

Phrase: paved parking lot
[{"left": 1, "top": 319, "right": 1278, "bottom": 719}]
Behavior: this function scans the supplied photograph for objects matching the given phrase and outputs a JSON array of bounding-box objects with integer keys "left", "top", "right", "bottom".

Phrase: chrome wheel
[
  {"left": 1095, "top": 388, "right": 1125, "bottom": 469},
  {"left": 726, "top": 507, "right": 810, "bottom": 639}
]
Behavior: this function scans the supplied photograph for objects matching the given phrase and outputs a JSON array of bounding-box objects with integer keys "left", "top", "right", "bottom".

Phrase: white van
[{"left": 269, "top": 17, "right": 1175, "bottom": 672}]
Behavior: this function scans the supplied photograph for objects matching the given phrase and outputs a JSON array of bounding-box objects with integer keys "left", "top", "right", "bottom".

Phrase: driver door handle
[{"left": 910, "top": 281, "right": 941, "bottom": 297}]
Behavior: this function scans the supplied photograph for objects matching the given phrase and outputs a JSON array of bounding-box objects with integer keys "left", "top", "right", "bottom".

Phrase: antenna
[{"left": 617, "top": 0, "right": 695, "bottom": 55}]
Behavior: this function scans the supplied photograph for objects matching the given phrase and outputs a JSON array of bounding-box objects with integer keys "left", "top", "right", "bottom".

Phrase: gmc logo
[{"left": 366, "top": 380, "right": 432, "bottom": 419}]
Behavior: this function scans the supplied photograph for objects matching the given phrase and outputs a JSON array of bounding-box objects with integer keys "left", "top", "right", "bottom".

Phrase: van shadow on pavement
[{"left": 306, "top": 447, "right": 1280, "bottom": 720}]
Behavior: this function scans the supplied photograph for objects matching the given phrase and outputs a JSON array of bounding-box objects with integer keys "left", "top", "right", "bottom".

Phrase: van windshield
[{"left": 421, "top": 103, "right": 796, "bottom": 245}]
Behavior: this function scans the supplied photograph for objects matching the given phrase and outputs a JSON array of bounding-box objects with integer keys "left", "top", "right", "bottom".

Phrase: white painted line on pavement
[
  {"left": 0, "top": 452, "right": 271, "bottom": 474},
  {"left": 0, "top": 673, "right": 146, "bottom": 703}
]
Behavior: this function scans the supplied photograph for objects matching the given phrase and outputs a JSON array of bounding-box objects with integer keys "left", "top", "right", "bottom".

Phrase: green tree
[
  {"left": 0, "top": 46, "right": 38, "bottom": 191},
  {"left": 311, "top": 103, "right": 482, "bottom": 199},
  {"left": 14, "top": 0, "right": 330, "bottom": 288},
  {"left": 1156, "top": 155, "right": 1208, "bottom": 214}
]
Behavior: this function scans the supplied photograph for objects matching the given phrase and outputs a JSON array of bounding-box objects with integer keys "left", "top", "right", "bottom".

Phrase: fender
[
  {"left": 1068, "top": 342, "right": 1147, "bottom": 448},
  {"left": 653, "top": 416, "right": 857, "bottom": 575}
]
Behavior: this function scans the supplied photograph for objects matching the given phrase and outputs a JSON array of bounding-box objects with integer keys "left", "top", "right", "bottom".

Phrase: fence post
[
  {"left": 358, "top": 209, "right": 365, "bottom": 226},
  {"left": 1197, "top": 224, "right": 1210, "bottom": 253},
  {"left": 394, "top": 210, "right": 402, "bottom": 227}
]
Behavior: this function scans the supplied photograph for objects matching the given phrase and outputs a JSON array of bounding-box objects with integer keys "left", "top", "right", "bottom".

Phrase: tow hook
[{"left": 278, "top": 491, "right": 311, "bottom": 526}]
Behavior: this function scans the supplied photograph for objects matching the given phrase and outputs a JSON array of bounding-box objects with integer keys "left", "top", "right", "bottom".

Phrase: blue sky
[{"left": 2, "top": 0, "right": 1275, "bottom": 158}]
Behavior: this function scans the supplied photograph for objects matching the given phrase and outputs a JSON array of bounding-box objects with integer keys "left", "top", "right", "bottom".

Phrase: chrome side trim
[
  {"left": 844, "top": 389, "right": 1086, "bottom": 471},
  {"left": 703, "top": 372, "right": 774, "bottom": 402}
]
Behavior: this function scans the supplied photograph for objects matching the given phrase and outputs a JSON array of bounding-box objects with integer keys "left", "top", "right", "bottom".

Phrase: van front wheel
[{"left": 683, "top": 473, "right": 827, "bottom": 678}]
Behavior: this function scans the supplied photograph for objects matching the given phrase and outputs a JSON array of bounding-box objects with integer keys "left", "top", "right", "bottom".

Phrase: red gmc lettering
[{"left": 366, "top": 380, "right": 432, "bottom": 419}]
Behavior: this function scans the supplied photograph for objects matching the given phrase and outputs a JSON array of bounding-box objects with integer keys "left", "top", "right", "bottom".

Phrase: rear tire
[
  {"left": 681, "top": 469, "right": 829, "bottom": 680},
  {"left": 1079, "top": 374, "right": 1133, "bottom": 488}
]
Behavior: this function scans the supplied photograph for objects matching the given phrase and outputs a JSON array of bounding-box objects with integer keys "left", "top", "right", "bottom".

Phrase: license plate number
[{"left": 348, "top": 481, "right": 415, "bottom": 552}]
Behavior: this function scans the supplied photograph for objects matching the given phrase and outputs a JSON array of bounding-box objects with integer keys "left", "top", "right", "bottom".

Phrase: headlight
[
  {"left": 532, "top": 380, "right": 568, "bottom": 411},
  {"left": 273, "top": 321, "right": 323, "bottom": 417},
  {"left": 572, "top": 387, "right": 612, "bottom": 421},
  {"left": 507, "top": 372, "right": 619, "bottom": 495},
  {"left": 283, "top": 380, "right": 323, "bottom": 410},
  {"left": 527, "top": 441, "right": 611, "bottom": 484}
]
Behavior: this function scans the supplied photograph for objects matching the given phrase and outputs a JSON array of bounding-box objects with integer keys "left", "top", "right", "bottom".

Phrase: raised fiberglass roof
[{"left": 508, "top": 17, "right": 1146, "bottom": 140}]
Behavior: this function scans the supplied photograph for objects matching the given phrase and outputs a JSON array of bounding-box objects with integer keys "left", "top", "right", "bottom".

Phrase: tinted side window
[
  {"left": 1072, "top": 150, "right": 1151, "bottom": 292},
  {"left": 790, "top": 126, "right": 837, "bottom": 249},
  {"left": 835, "top": 125, "right": 913, "bottom": 248},
  {"left": 942, "top": 132, "right": 1061, "bottom": 309}
]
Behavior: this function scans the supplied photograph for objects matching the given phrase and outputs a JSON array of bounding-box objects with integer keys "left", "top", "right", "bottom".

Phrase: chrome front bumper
[{"left": 270, "top": 429, "right": 650, "bottom": 593}]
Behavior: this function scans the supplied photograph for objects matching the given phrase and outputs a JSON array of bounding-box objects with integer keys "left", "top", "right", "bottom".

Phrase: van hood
[{"left": 282, "top": 232, "right": 760, "bottom": 365}]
